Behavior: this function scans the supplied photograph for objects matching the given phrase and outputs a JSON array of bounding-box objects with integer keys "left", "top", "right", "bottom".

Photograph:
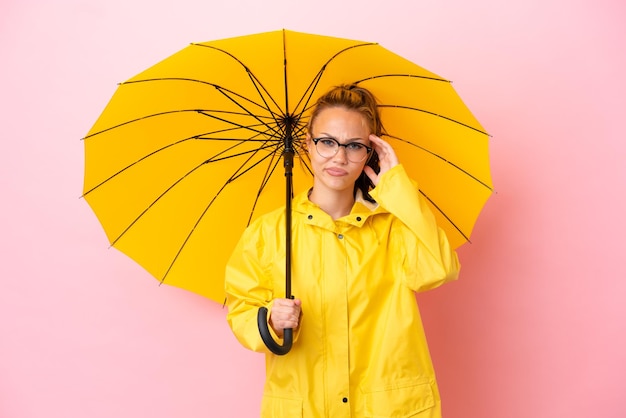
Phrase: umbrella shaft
[
  {"left": 284, "top": 148, "right": 293, "bottom": 299},
  {"left": 283, "top": 116, "right": 295, "bottom": 299}
]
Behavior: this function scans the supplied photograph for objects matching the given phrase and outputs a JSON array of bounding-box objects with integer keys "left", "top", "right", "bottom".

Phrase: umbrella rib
[
  {"left": 380, "top": 104, "right": 489, "bottom": 136},
  {"left": 109, "top": 161, "right": 207, "bottom": 248},
  {"left": 202, "top": 142, "right": 280, "bottom": 164},
  {"left": 219, "top": 125, "right": 285, "bottom": 188},
  {"left": 232, "top": 68, "right": 286, "bottom": 131},
  {"left": 109, "top": 116, "right": 283, "bottom": 241},
  {"left": 83, "top": 100, "right": 285, "bottom": 197},
  {"left": 82, "top": 108, "right": 273, "bottom": 140},
  {"left": 82, "top": 136, "right": 192, "bottom": 197},
  {"left": 158, "top": 170, "right": 238, "bottom": 285},
  {"left": 195, "top": 120, "right": 276, "bottom": 141},
  {"left": 419, "top": 190, "right": 471, "bottom": 244},
  {"left": 197, "top": 109, "right": 280, "bottom": 139},
  {"left": 83, "top": 127, "right": 278, "bottom": 198},
  {"left": 291, "top": 42, "right": 377, "bottom": 116},
  {"left": 218, "top": 123, "right": 312, "bottom": 193},
  {"left": 206, "top": 87, "right": 284, "bottom": 140},
  {"left": 191, "top": 43, "right": 285, "bottom": 118},
  {"left": 354, "top": 73, "right": 449, "bottom": 84},
  {"left": 385, "top": 133, "right": 492, "bottom": 191},
  {"left": 196, "top": 117, "right": 283, "bottom": 145},
  {"left": 82, "top": 109, "right": 205, "bottom": 139},
  {"left": 108, "top": 137, "right": 280, "bottom": 248},
  {"left": 123, "top": 77, "right": 279, "bottom": 118},
  {"left": 282, "top": 29, "right": 290, "bottom": 115},
  {"left": 288, "top": 62, "right": 324, "bottom": 118},
  {"left": 243, "top": 149, "right": 283, "bottom": 226},
  {"left": 159, "top": 140, "right": 284, "bottom": 285}
]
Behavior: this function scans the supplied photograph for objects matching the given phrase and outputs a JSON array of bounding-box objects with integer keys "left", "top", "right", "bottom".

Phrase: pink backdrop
[{"left": 1, "top": 0, "right": 625, "bottom": 417}]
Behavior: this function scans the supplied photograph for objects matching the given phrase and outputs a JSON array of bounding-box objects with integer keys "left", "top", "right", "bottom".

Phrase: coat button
[
  {"left": 337, "top": 234, "right": 344, "bottom": 239},
  {"left": 342, "top": 397, "right": 348, "bottom": 403},
  {"left": 356, "top": 216, "right": 361, "bottom": 221},
  {"left": 307, "top": 214, "right": 313, "bottom": 220}
]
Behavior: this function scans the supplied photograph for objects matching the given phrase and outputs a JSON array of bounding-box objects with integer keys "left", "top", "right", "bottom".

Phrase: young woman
[{"left": 225, "top": 84, "right": 460, "bottom": 417}]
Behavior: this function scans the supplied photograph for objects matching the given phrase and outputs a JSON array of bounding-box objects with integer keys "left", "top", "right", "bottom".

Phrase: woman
[{"left": 225, "top": 84, "right": 460, "bottom": 417}]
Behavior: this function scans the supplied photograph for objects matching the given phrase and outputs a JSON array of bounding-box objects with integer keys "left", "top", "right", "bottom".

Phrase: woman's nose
[{"left": 332, "top": 145, "right": 348, "bottom": 163}]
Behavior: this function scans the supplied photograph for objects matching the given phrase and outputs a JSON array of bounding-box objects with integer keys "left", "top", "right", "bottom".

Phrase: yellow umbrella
[{"left": 83, "top": 29, "right": 492, "bottom": 308}]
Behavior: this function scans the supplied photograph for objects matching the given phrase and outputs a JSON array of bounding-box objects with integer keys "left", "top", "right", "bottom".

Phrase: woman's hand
[
  {"left": 269, "top": 298, "right": 302, "bottom": 338},
  {"left": 363, "top": 134, "right": 399, "bottom": 186}
]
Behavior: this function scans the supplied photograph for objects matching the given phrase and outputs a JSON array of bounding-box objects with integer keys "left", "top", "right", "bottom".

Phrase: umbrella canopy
[{"left": 82, "top": 29, "right": 492, "bottom": 305}]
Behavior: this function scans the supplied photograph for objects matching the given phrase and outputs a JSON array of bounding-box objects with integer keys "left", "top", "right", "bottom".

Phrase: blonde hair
[
  {"left": 307, "top": 84, "right": 384, "bottom": 137},
  {"left": 307, "top": 84, "right": 384, "bottom": 202}
]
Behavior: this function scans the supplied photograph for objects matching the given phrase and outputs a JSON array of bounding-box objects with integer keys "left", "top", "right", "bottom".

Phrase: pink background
[{"left": 1, "top": 0, "right": 625, "bottom": 417}]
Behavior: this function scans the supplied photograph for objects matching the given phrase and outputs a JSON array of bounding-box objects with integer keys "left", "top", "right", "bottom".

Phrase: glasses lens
[
  {"left": 345, "top": 143, "right": 368, "bottom": 162},
  {"left": 316, "top": 138, "right": 337, "bottom": 158},
  {"left": 314, "top": 138, "right": 370, "bottom": 162}
]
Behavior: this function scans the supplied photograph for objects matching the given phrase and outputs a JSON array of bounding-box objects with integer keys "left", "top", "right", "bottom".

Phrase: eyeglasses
[{"left": 311, "top": 137, "right": 373, "bottom": 163}]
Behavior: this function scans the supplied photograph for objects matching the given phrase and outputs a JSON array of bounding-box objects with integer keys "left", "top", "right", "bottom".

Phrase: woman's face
[{"left": 306, "top": 106, "right": 371, "bottom": 196}]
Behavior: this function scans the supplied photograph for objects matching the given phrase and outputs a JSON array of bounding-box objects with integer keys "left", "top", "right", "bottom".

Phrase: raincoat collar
[{"left": 293, "top": 188, "right": 387, "bottom": 230}]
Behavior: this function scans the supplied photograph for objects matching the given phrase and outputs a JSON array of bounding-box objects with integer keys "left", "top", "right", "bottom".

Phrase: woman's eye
[
  {"left": 346, "top": 143, "right": 363, "bottom": 151},
  {"left": 320, "top": 139, "right": 336, "bottom": 147}
]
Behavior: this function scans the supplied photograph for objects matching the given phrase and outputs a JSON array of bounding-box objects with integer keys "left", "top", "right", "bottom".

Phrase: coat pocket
[
  {"left": 260, "top": 394, "right": 303, "bottom": 418},
  {"left": 363, "top": 379, "right": 435, "bottom": 418}
]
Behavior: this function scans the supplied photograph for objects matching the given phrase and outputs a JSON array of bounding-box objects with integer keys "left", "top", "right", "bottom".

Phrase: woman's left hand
[{"left": 363, "top": 134, "right": 399, "bottom": 186}]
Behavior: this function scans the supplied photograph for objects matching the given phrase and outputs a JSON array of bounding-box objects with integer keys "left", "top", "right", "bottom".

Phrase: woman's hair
[{"left": 307, "top": 84, "right": 384, "bottom": 203}]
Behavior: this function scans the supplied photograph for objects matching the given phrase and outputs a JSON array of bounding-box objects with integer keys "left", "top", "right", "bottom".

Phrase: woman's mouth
[{"left": 325, "top": 167, "right": 348, "bottom": 176}]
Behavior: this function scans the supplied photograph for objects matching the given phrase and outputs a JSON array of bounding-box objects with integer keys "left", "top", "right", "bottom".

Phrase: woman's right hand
[
  {"left": 269, "top": 298, "right": 302, "bottom": 338},
  {"left": 364, "top": 134, "right": 399, "bottom": 186}
]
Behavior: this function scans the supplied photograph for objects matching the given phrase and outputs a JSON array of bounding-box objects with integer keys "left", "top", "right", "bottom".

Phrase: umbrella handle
[
  {"left": 256, "top": 119, "right": 295, "bottom": 356},
  {"left": 257, "top": 306, "right": 293, "bottom": 355}
]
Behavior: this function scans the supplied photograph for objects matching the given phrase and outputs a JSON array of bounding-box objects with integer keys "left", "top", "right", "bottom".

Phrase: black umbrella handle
[
  {"left": 256, "top": 115, "right": 295, "bottom": 356},
  {"left": 257, "top": 306, "right": 293, "bottom": 355}
]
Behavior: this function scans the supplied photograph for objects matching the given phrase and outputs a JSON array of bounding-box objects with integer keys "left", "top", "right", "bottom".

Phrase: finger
[
  {"left": 370, "top": 135, "right": 399, "bottom": 167},
  {"left": 273, "top": 298, "right": 295, "bottom": 308},
  {"left": 272, "top": 302, "right": 300, "bottom": 316},
  {"left": 369, "top": 134, "right": 389, "bottom": 149},
  {"left": 275, "top": 315, "right": 299, "bottom": 329},
  {"left": 271, "top": 298, "right": 302, "bottom": 329}
]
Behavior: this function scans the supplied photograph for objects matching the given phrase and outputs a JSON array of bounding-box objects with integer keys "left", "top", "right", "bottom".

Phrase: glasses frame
[{"left": 310, "top": 137, "right": 373, "bottom": 163}]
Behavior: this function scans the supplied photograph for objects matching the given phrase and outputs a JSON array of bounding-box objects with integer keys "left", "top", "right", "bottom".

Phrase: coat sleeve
[
  {"left": 224, "top": 223, "right": 273, "bottom": 353},
  {"left": 224, "top": 218, "right": 300, "bottom": 353},
  {"left": 369, "top": 164, "right": 461, "bottom": 292}
]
